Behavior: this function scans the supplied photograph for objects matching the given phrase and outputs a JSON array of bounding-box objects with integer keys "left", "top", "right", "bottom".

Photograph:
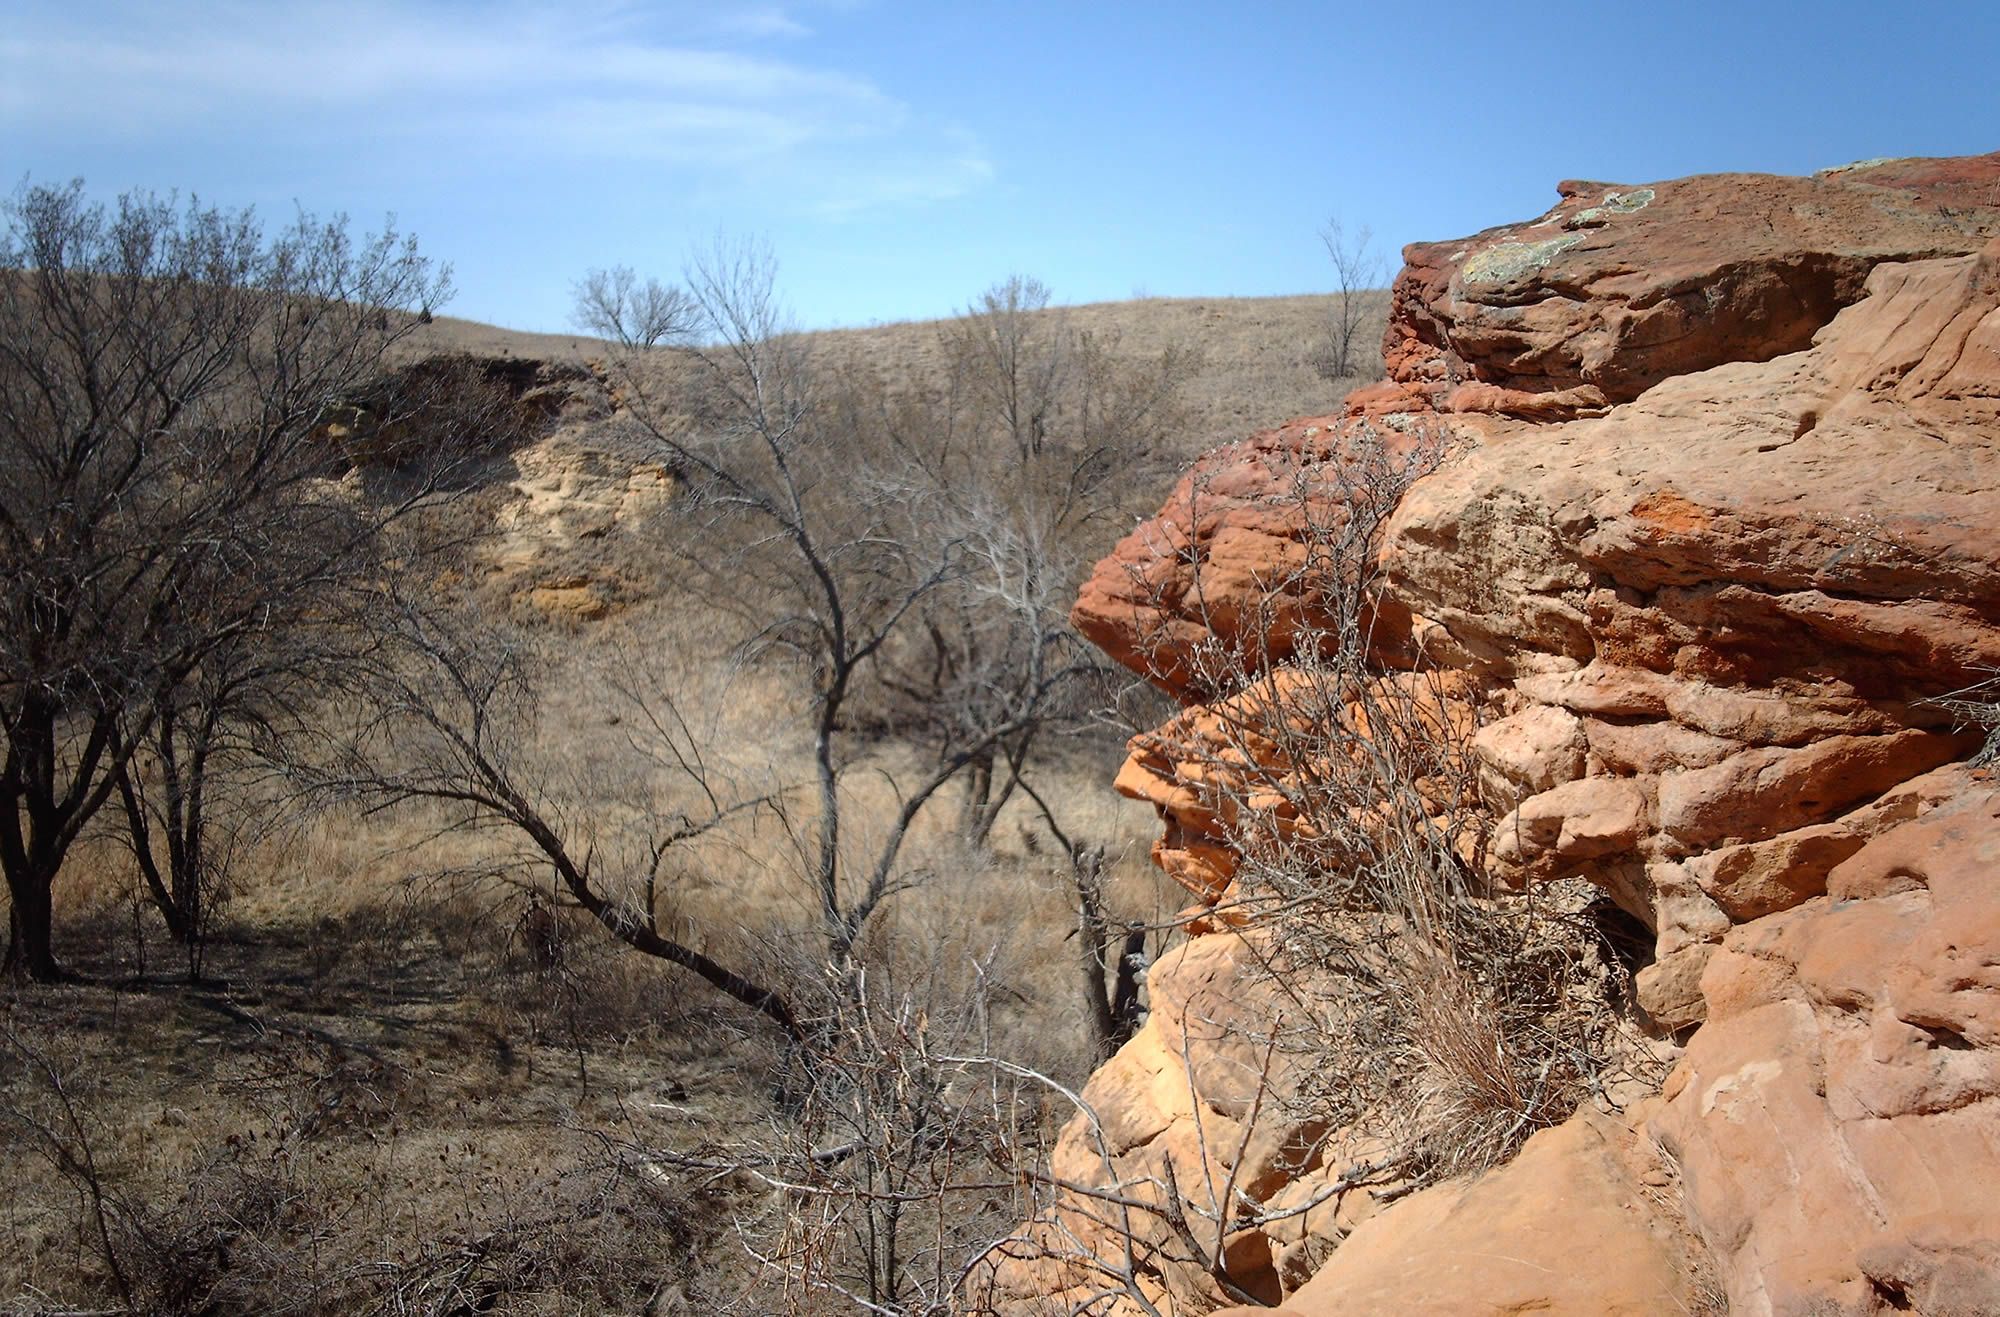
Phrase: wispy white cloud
[
  {"left": 801, "top": 127, "right": 997, "bottom": 219},
  {"left": 3, "top": 0, "right": 986, "bottom": 214},
  {"left": 712, "top": 6, "right": 813, "bottom": 39}
]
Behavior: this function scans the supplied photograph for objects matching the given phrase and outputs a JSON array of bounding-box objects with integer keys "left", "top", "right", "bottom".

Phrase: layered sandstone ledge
[{"left": 1017, "top": 154, "right": 2000, "bottom": 1316}]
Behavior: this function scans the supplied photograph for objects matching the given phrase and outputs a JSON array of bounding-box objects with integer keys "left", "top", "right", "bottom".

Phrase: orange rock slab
[
  {"left": 1219, "top": 1108, "right": 1703, "bottom": 1316},
  {"left": 1653, "top": 771, "right": 2000, "bottom": 1316}
]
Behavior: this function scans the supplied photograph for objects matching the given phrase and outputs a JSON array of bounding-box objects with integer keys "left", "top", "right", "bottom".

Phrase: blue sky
[{"left": 7, "top": 0, "right": 1997, "bottom": 332}]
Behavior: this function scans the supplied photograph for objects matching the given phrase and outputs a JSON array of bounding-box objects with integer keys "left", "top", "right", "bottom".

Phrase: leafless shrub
[
  {"left": 1924, "top": 668, "right": 2000, "bottom": 765},
  {"left": 629, "top": 959, "right": 1063, "bottom": 1317},
  {"left": 1111, "top": 416, "right": 1615, "bottom": 1185}
]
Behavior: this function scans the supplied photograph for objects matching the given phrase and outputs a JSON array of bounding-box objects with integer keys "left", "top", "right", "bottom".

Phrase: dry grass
[
  {"left": 6, "top": 692, "right": 1174, "bottom": 1313},
  {"left": 4, "top": 286, "right": 1387, "bottom": 1313},
  {"left": 408, "top": 288, "right": 1388, "bottom": 466},
  {"left": 2, "top": 894, "right": 761, "bottom": 1312}
]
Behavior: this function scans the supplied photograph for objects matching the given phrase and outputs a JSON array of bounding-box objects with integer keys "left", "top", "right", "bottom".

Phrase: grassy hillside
[{"left": 408, "top": 288, "right": 1387, "bottom": 459}]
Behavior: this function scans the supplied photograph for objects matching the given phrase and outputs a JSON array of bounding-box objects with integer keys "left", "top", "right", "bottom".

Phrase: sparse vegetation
[
  {"left": 1925, "top": 668, "right": 2000, "bottom": 764},
  {"left": 1063, "top": 417, "right": 1639, "bottom": 1185},
  {"left": 1313, "top": 218, "right": 1387, "bottom": 385},
  {"left": 2, "top": 178, "right": 1406, "bottom": 1314}
]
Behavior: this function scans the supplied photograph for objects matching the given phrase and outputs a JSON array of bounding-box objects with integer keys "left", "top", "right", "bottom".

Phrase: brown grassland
[
  {"left": 411, "top": 288, "right": 1385, "bottom": 461},
  {"left": 2, "top": 288, "right": 1387, "bottom": 1314}
]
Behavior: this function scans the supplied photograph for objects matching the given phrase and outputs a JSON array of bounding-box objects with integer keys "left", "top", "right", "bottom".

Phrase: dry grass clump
[
  {"left": 1350, "top": 885, "right": 1639, "bottom": 1182},
  {"left": 1117, "top": 418, "right": 1638, "bottom": 1188},
  {"left": 1235, "top": 798, "right": 1627, "bottom": 1186}
]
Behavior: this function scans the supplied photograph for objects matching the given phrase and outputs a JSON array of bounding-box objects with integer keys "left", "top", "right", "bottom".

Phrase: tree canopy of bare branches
[
  {"left": 567, "top": 249, "right": 1188, "bottom": 974},
  {"left": 1316, "top": 218, "right": 1384, "bottom": 383},
  {"left": 0, "top": 179, "right": 450, "bottom": 980}
]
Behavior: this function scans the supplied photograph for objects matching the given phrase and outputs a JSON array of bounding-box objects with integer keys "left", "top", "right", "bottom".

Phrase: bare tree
[
  {"left": 574, "top": 244, "right": 1128, "bottom": 970},
  {"left": 1316, "top": 218, "right": 1384, "bottom": 382},
  {"left": 111, "top": 629, "right": 292, "bottom": 978},
  {"left": 944, "top": 274, "right": 1068, "bottom": 461},
  {"left": 570, "top": 264, "right": 698, "bottom": 349},
  {"left": 0, "top": 178, "right": 450, "bottom": 980},
  {"left": 323, "top": 595, "right": 806, "bottom": 1036},
  {"left": 277, "top": 251, "right": 1202, "bottom": 1313},
  {"left": 107, "top": 350, "right": 555, "bottom": 981},
  {"left": 871, "top": 278, "right": 1192, "bottom": 849}
]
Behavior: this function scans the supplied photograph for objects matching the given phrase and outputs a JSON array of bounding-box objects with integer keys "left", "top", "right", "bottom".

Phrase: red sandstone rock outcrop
[
  {"left": 1008, "top": 153, "right": 2000, "bottom": 1316},
  {"left": 1383, "top": 151, "right": 2000, "bottom": 418},
  {"left": 1071, "top": 416, "right": 1426, "bottom": 700}
]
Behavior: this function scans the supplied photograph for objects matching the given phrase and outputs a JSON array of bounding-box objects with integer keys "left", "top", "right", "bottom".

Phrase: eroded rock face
[
  {"left": 1071, "top": 416, "right": 1429, "bottom": 701},
  {"left": 1084, "top": 232, "right": 2000, "bottom": 939},
  {"left": 1016, "top": 153, "right": 2000, "bottom": 1316},
  {"left": 1653, "top": 769, "right": 2000, "bottom": 1317},
  {"left": 470, "top": 364, "right": 683, "bottom": 623}
]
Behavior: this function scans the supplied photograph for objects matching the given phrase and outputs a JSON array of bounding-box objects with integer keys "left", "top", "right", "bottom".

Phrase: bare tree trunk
[
  {"left": 958, "top": 751, "right": 994, "bottom": 842},
  {"left": 1073, "top": 845, "right": 1119, "bottom": 1054},
  {"left": 4, "top": 874, "right": 58, "bottom": 982},
  {"left": 1070, "top": 845, "right": 1145, "bottom": 1060},
  {"left": 115, "top": 763, "right": 193, "bottom": 944},
  {"left": 0, "top": 695, "right": 115, "bottom": 983}
]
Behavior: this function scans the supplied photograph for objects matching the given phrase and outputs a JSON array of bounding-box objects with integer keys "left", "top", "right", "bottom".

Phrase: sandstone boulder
[
  {"left": 1489, "top": 774, "right": 1653, "bottom": 888},
  {"left": 1383, "top": 153, "right": 2000, "bottom": 417},
  {"left": 1232, "top": 1108, "right": 1704, "bottom": 1316},
  {"left": 1071, "top": 417, "right": 1429, "bottom": 701},
  {"left": 1653, "top": 770, "right": 2000, "bottom": 1316},
  {"left": 1471, "top": 702, "right": 1587, "bottom": 804},
  {"left": 1655, "top": 729, "right": 1972, "bottom": 853},
  {"left": 1687, "top": 823, "right": 1869, "bottom": 922}
]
